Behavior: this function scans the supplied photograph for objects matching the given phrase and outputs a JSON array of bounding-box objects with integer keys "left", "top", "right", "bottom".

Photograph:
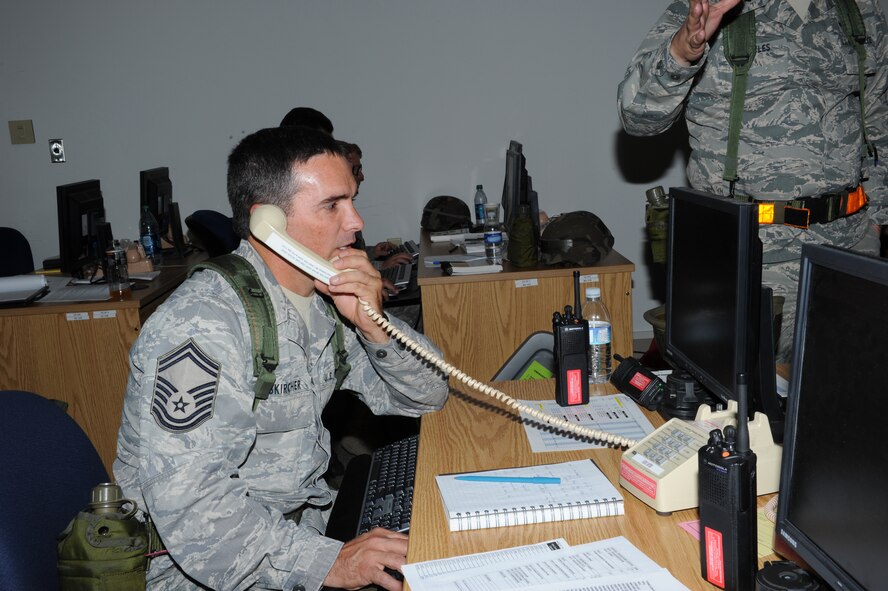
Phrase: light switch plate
[{"left": 8, "top": 120, "right": 36, "bottom": 144}]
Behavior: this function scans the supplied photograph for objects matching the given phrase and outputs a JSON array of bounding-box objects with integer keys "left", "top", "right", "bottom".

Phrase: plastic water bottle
[
  {"left": 582, "top": 287, "right": 612, "bottom": 384},
  {"left": 484, "top": 229, "right": 504, "bottom": 264},
  {"left": 139, "top": 205, "right": 162, "bottom": 265},
  {"left": 473, "top": 184, "right": 488, "bottom": 227},
  {"left": 483, "top": 200, "right": 503, "bottom": 265}
]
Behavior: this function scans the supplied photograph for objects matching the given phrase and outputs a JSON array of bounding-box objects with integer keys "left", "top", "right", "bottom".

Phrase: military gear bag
[
  {"left": 57, "top": 483, "right": 157, "bottom": 591},
  {"left": 539, "top": 211, "right": 614, "bottom": 266},
  {"left": 420, "top": 196, "right": 472, "bottom": 231},
  {"left": 189, "top": 253, "right": 350, "bottom": 411}
]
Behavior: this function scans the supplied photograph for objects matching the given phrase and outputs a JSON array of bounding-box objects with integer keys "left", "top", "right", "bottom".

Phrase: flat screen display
[{"left": 776, "top": 244, "right": 888, "bottom": 591}]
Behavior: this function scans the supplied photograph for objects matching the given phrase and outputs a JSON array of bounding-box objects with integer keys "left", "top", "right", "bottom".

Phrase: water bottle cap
[
  {"left": 476, "top": 184, "right": 483, "bottom": 190},
  {"left": 645, "top": 186, "right": 667, "bottom": 206},
  {"left": 586, "top": 287, "right": 601, "bottom": 299},
  {"left": 89, "top": 482, "right": 138, "bottom": 517},
  {"left": 90, "top": 482, "right": 123, "bottom": 506}
]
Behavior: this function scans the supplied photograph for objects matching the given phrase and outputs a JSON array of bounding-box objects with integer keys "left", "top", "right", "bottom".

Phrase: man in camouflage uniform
[
  {"left": 618, "top": 0, "right": 888, "bottom": 362},
  {"left": 114, "top": 126, "right": 448, "bottom": 591}
]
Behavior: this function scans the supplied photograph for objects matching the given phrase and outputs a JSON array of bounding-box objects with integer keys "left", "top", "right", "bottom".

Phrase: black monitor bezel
[
  {"left": 139, "top": 166, "right": 173, "bottom": 236},
  {"left": 56, "top": 179, "right": 105, "bottom": 276},
  {"left": 500, "top": 140, "right": 540, "bottom": 249},
  {"left": 775, "top": 243, "right": 888, "bottom": 591},
  {"left": 501, "top": 140, "right": 524, "bottom": 233},
  {"left": 664, "top": 186, "right": 761, "bottom": 406}
]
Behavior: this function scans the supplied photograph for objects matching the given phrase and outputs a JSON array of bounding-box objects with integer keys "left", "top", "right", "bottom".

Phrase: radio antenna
[
  {"left": 573, "top": 271, "right": 582, "bottom": 319},
  {"left": 736, "top": 372, "right": 750, "bottom": 453}
]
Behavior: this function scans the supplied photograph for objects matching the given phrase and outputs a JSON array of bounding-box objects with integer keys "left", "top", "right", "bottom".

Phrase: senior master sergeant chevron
[{"left": 113, "top": 126, "right": 448, "bottom": 591}]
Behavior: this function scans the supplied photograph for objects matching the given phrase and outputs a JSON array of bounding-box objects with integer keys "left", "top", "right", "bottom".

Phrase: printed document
[{"left": 402, "top": 536, "right": 688, "bottom": 591}]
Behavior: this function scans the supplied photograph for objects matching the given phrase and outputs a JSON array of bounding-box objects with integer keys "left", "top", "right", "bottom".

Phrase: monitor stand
[{"left": 753, "top": 287, "right": 785, "bottom": 445}]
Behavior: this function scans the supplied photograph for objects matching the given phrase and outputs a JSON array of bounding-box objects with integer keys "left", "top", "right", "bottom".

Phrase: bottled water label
[
  {"left": 588, "top": 320, "right": 612, "bottom": 384},
  {"left": 475, "top": 203, "right": 486, "bottom": 225},
  {"left": 589, "top": 323, "right": 611, "bottom": 346},
  {"left": 484, "top": 230, "right": 503, "bottom": 264},
  {"left": 141, "top": 235, "right": 157, "bottom": 258}
]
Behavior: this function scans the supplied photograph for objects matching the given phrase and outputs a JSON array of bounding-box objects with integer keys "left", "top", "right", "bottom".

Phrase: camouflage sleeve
[
  {"left": 342, "top": 313, "right": 449, "bottom": 417},
  {"left": 861, "top": 0, "right": 888, "bottom": 225},
  {"left": 617, "top": 1, "right": 709, "bottom": 136},
  {"left": 133, "top": 292, "right": 341, "bottom": 591}
]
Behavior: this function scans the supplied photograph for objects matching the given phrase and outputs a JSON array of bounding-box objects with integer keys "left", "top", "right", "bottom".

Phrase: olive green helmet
[{"left": 539, "top": 211, "right": 614, "bottom": 266}]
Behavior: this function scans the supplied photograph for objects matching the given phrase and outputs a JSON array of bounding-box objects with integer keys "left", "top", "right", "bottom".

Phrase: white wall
[{"left": 4, "top": 1, "right": 885, "bottom": 337}]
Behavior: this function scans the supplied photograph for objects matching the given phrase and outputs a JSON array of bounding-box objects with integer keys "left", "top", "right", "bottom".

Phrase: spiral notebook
[{"left": 435, "top": 459, "right": 624, "bottom": 532}]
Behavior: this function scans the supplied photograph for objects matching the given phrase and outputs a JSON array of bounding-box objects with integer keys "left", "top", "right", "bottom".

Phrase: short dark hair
[
  {"left": 227, "top": 126, "right": 346, "bottom": 238},
  {"left": 279, "top": 107, "right": 334, "bottom": 135},
  {"left": 338, "top": 140, "right": 362, "bottom": 158}
]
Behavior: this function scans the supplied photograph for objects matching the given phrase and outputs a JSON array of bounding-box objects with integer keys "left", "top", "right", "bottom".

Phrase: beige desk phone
[{"left": 250, "top": 204, "right": 635, "bottom": 448}]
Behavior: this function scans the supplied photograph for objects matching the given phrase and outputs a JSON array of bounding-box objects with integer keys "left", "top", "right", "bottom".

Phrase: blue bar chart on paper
[{"left": 518, "top": 394, "right": 655, "bottom": 452}]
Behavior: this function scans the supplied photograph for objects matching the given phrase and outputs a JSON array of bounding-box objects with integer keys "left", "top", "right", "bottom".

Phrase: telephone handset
[{"left": 249, "top": 204, "right": 636, "bottom": 448}]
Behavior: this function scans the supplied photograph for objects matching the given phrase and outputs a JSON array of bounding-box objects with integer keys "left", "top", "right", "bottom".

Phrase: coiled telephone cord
[{"left": 361, "top": 300, "right": 637, "bottom": 448}]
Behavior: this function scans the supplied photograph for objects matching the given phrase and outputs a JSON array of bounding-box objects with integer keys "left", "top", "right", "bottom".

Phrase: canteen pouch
[{"left": 57, "top": 501, "right": 148, "bottom": 590}]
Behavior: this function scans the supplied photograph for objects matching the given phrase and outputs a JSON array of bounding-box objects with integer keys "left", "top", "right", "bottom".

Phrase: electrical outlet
[{"left": 49, "top": 138, "right": 66, "bottom": 163}]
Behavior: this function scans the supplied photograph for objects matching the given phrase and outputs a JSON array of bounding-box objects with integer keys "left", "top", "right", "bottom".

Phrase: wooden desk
[
  {"left": 409, "top": 379, "right": 778, "bottom": 590},
  {"left": 0, "top": 253, "right": 204, "bottom": 473},
  {"left": 418, "top": 234, "right": 634, "bottom": 380}
]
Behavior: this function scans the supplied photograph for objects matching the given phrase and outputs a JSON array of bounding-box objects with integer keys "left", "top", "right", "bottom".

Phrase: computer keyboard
[
  {"left": 358, "top": 434, "right": 418, "bottom": 535},
  {"left": 381, "top": 263, "right": 413, "bottom": 289},
  {"left": 389, "top": 240, "right": 419, "bottom": 260}
]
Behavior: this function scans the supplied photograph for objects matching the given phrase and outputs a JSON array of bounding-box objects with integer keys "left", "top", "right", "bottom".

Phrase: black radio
[
  {"left": 553, "top": 271, "right": 589, "bottom": 407},
  {"left": 699, "top": 374, "right": 757, "bottom": 590}
]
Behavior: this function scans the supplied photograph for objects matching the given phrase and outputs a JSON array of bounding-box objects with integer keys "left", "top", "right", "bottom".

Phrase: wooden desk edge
[{"left": 407, "top": 379, "right": 780, "bottom": 591}]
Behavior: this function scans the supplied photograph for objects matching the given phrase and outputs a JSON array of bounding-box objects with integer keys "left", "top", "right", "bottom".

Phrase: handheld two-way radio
[
  {"left": 553, "top": 271, "right": 589, "bottom": 407},
  {"left": 698, "top": 373, "right": 758, "bottom": 590}
]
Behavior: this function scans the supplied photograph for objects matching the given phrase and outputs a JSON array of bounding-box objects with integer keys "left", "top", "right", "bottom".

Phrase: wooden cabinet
[{"left": 418, "top": 235, "right": 634, "bottom": 381}]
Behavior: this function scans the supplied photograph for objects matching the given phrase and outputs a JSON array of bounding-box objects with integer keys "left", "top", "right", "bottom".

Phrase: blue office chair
[
  {"left": 0, "top": 227, "right": 35, "bottom": 276},
  {"left": 0, "top": 390, "right": 108, "bottom": 590},
  {"left": 185, "top": 209, "right": 241, "bottom": 257}
]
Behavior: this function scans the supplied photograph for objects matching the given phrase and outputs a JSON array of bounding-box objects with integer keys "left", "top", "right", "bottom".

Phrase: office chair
[
  {"left": 0, "top": 227, "right": 35, "bottom": 276},
  {"left": 0, "top": 390, "right": 108, "bottom": 591},
  {"left": 492, "top": 331, "right": 555, "bottom": 380},
  {"left": 184, "top": 209, "right": 240, "bottom": 257}
]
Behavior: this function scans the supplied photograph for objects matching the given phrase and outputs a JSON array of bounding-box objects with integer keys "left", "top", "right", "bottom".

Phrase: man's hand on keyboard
[
  {"left": 382, "top": 278, "right": 399, "bottom": 300},
  {"left": 323, "top": 528, "right": 408, "bottom": 591},
  {"left": 380, "top": 252, "right": 412, "bottom": 270},
  {"left": 370, "top": 241, "right": 398, "bottom": 260}
]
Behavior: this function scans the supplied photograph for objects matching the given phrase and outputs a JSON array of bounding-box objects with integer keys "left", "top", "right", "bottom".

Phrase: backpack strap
[
  {"left": 832, "top": 0, "right": 876, "bottom": 164},
  {"left": 722, "top": 0, "right": 875, "bottom": 193},
  {"left": 189, "top": 254, "right": 352, "bottom": 409},
  {"left": 324, "top": 301, "right": 351, "bottom": 391},
  {"left": 189, "top": 254, "right": 278, "bottom": 411},
  {"left": 722, "top": 8, "right": 757, "bottom": 193}
]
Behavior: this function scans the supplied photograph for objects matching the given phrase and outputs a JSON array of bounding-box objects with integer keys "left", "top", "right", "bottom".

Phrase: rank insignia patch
[{"left": 151, "top": 339, "right": 220, "bottom": 432}]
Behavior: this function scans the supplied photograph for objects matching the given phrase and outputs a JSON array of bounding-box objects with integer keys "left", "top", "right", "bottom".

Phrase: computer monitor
[
  {"left": 774, "top": 244, "right": 888, "bottom": 591},
  {"left": 500, "top": 140, "right": 540, "bottom": 244},
  {"left": 140, "top": 166, "right": 173, "bottom": 237},
  {"left": 56, "top": 180, "right": 106, "bottom": 276},
  {"left": 664, "top": 187, "right": 783, "bottom": 441}
]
